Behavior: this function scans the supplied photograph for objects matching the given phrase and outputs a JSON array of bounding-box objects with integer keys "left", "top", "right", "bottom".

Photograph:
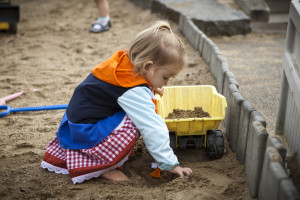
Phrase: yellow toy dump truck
[{"left": 156, "top": 85, "right": 227, "bottom": 158}]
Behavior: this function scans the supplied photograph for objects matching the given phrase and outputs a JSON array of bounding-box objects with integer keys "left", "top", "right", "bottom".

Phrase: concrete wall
[
  {"left": 234, "top": 0, "right": 270, "bottom": 22},
  {"left": 265, "top": 0, "right": 292, "bottom": 13},
  {"left": 275, "top": 0, "right": 300, "bottom": 167}
]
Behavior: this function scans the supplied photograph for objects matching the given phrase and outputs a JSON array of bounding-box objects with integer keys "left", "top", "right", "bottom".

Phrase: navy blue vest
[{"left": 57, "top": 73, "right": 149, "bottom": 149}]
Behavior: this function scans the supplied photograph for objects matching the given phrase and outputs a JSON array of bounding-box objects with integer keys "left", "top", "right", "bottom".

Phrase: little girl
[{"left": 41, "top": 21, "right": 192, "bottom": 183}]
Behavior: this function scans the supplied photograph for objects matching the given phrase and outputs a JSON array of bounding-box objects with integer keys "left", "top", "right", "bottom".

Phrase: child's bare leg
[{"left": 101, "top": 169, "right": 129, "bottom": 181}]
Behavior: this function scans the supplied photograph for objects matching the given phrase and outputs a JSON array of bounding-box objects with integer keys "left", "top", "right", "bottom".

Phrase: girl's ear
[{"left": 143, "top": 61, "right": 154, "bottom": 72}]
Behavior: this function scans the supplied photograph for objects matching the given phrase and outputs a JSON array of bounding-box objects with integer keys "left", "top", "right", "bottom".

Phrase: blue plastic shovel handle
[{"left": 0, "top": 104, "right": 68, "bottom": 117}]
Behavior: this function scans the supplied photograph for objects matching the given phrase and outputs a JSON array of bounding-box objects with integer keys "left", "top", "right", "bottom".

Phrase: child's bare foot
[{"left": 101, "top": 169, "right": 129, "bottom": 181}]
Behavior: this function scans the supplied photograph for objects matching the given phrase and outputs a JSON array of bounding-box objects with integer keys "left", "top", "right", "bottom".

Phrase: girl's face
[{"left": 143, "top": 62, "right": 182, "bottom": 90}]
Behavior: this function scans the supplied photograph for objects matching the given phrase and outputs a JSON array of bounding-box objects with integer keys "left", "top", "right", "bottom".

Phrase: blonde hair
[{"left": 128, "top": 21, "right": 186, "bottom": 75}]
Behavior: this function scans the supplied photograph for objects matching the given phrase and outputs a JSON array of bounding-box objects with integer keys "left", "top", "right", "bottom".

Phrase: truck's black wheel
[
  {"left": 169, "top": 132, "right": 176, "bottom": 150},
  {"left": 206, "top": 130, "right": 224, "bottom": 159}
]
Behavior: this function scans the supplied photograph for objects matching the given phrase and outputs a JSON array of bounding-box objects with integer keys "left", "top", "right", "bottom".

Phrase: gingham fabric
[
  {"left": 41, "top": 115, "right": 140, "bottom": 184},
  {"left": 46, "top": 137, "right": 66, "bottom": 161}
]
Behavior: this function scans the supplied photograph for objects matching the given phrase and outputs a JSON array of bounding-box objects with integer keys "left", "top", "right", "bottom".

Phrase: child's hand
[
  {"left": 153, "top": 87, "right": 164, "bottom": 97},
  {"left": 168, "top": 166, "right": 192, "bottom": 178}
]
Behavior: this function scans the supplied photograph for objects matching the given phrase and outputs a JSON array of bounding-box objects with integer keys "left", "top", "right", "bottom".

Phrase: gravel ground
[{"left": 212, "top": 32, "right": 286, "bottom": 135}]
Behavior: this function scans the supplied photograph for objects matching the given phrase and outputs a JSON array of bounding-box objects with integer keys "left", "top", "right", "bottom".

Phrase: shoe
[{"left": 89, "top": 20, "right": 111, "bottom": 33}]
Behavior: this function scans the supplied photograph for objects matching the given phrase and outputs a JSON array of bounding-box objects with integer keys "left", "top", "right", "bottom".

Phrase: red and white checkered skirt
[{"left": 41, "top": 115, "right": 140, "bottom": 184}]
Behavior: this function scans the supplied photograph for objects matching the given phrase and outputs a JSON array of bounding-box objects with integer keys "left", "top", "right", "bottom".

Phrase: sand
[
  {"left": 166, "top": 107, "right": 211, "bottom": 119},
  {"left": 0, "top": 0, "right": 252, "bottom": 199}
]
